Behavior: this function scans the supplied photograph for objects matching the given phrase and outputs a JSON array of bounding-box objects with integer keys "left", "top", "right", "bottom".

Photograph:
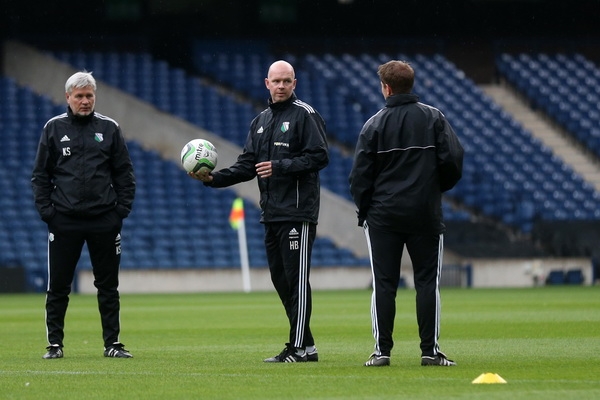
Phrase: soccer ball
[{"left": 180, "top": 139, "right": 218, "bottom": 173}]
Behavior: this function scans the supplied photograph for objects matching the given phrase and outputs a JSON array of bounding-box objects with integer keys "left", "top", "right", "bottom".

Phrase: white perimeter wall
[
  {"left": 77, "top": 257, "right": 594, "bottom": 294},
  {"left": 466, "top": 257, "right": 593, "bottom": 287}
]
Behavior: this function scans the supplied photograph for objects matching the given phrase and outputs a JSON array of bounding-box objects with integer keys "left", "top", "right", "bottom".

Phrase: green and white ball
[{"left": 180, "top": 139, "right": 218, "bottom": 173}]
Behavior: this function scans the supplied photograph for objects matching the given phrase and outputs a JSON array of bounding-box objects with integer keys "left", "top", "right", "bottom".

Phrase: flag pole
[{"left": 237, "top": 217, "right": 251, "bottom": 292}]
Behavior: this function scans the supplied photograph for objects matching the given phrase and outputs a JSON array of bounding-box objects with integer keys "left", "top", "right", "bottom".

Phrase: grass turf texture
[{"left": 1, "top": 287, "right": 599, "bottom": 399}]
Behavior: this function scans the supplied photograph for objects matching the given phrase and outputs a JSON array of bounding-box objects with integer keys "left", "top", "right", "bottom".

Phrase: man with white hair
[{"left": 32, "top": 71, "right": 136, "bottom": 359}]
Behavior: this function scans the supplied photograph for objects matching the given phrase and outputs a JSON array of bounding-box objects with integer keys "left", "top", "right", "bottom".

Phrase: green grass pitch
[{"left": 1, "top": 286, "right": 599, "bottom": 399}]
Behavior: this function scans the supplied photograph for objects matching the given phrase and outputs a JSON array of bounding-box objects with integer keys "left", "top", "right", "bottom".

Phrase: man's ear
[{"left": 384, "top": 83, "right": 393, "bottom": 97}]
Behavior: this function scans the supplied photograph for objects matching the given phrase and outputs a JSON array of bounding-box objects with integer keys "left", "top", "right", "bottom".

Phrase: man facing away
[{"left": 349, "top": 60, "right": 464, "bottom": 367}]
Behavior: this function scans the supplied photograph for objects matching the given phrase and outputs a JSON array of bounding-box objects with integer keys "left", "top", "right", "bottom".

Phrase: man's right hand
[{"left": 188, "top": 169, "right": 213, "bottom": 183}]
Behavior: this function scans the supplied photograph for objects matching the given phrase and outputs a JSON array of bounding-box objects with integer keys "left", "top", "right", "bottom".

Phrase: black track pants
[
  {"left": 364, "top": 223, "right": 443, "bottom": 357},
  {"left": 265, "top": 221, "right": 316, "bottom": 349},
  {"left": 45, "top": 212, "right": 123, "bottom": 348}
]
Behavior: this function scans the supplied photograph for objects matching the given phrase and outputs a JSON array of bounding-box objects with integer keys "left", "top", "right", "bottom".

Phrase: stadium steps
[{"left": 481, "top": 83, "right": 600, "bottom": 192}]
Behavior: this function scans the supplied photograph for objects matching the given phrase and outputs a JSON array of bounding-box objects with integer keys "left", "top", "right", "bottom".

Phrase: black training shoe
[
  {"left": 264, "top": 344, "right": 307, "bottom": 363},
  {"left": 42, "top": 345, "right": 63, "bottom": 359},
  {"left": 364, "top": 353, "right": 390, "bottom": 367},
  {"left": 306, "top": 347, "right": 319, "bottom": 362},
  {"left": 421, "top": 351, "right": 456, "bottom": 366},
  {"left": 104, "top": 343, "right": 133, "bottom": 358}
]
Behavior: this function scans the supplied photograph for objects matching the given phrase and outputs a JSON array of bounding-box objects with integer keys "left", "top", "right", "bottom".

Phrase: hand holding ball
[{"left": 181, "top": 139, "right": 218, "bottom": 174}]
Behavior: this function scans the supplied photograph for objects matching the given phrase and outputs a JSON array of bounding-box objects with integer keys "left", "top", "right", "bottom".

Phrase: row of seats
[
  {"left": 496, "top": 53, "right": 600, "bottom": 158},
  {"left": 50, "top": 51, "right": 256, "bottom": 147}
]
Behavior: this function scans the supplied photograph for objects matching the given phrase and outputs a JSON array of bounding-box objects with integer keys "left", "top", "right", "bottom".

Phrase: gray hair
[{"left": 65, "top": 71, "right": 96, "bottom": 94}]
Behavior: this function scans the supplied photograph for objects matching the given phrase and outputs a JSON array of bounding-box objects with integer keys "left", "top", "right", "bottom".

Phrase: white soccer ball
[{"left": 180, "top": 139, "right": 218, "bottom": 173}]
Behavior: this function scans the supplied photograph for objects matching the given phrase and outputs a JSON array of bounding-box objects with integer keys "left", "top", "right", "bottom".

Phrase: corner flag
[
  {"left": 229, "top": 197, "right": 245, "bottom": 230},
  {"left": 229, "top": 197, "right": 251, "bottom": 292}
]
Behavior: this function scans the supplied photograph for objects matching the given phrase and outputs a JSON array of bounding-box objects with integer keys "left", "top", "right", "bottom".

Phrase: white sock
[{"left": 306, "top": 345, "right": 316, "bottom": 353}]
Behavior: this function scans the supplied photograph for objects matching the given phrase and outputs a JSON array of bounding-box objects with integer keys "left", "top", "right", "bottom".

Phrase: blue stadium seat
[
  {"left": 565, "top": 269, "right": 584, "bottom": 285},
  {"left": 546, "top": 270, "right": 565, "bottom": 285}
]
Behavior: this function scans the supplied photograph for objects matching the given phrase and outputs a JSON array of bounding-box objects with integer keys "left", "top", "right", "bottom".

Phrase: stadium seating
[
  {"left": 0, "top": 74, "right": 369, "bottom": 292},
  {"left": 496, "top": 53, "right": 600, "bottom": 158},
  {"left": 4, "top": 47, "right": 600, "bottom": 291},
  {"left": 47, "top": 50, "right": 472, "bottom": 222},
  {"left": 44, "top": 50, "right": 600, "bottom": 229},
  {"left": 192, "top": 49, "right": 599, "bottom": 232}
]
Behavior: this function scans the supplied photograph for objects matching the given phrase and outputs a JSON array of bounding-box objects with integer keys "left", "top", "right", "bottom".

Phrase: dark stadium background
[
  {"left": 2, "top": 0, "right": 599, "bottom": 81},
  {"left": 1, "top": 0, "right": 599, "bottom": 291}
]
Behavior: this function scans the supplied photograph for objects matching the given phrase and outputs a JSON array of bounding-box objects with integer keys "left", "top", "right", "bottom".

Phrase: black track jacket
[
  {"left": 31, "top": 107, "right": 135, "bottom": 222},
  {"left": 349, "top": 93, "right": 463, "bottom": 234},
  {"left": 208, "top": 93, "right": 329, "bottom": 224}
]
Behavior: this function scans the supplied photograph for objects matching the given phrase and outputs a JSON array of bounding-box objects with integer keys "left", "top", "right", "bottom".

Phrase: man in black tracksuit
[
  {"left": 31, "top": 71, "right": 136, "bottom": 359},
  {"left": 349, "top": 60, "right": 463, "bottom": 367},
  {"left": 190, "top": 60, "right": 328, "bottom": 362}
]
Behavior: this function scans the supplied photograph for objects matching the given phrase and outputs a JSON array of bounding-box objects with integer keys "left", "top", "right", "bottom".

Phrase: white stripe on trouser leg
[
  {"left": 294, "top": 222, "right": 309, "bottom": 348},
  {"left": 45, "top": 234, "right": 51, "bottom": 344},
  {"left": 363, "top": 222, "right": 381, "bottom": 355},
  {"left": 433, "top": 233, "right": 443, "bottom": 355}
]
